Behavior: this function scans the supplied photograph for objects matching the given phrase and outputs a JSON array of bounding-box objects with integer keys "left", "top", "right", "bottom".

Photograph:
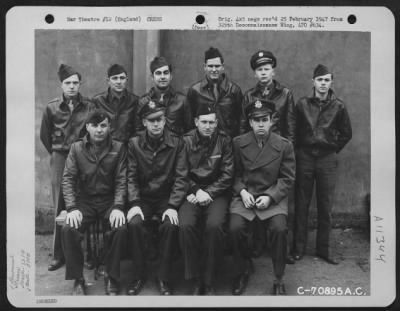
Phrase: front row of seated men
[{"left": 61, "top": 97, "right": 295, "bottom": 296}]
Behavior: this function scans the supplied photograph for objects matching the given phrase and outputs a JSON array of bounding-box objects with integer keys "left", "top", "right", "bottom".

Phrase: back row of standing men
[{"left": 40, "top": 47, "right": 352, "bottom": 296}]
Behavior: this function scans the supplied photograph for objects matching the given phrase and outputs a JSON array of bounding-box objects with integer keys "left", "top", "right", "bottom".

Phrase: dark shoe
[
  {"left": 317, "top": 254, "right": 339, "bottom": 265},
  {"left": 293, "top": 253, "right": 303, "bottom": 261},
  {"left": 127, "top": 279, "right": 144, "bottom": 296},
  {"left": 158, "top": 279, "right": 172, "bottom": 295},
  {"left": 48, "top": 258, "right": 64, "bottom": 271},
  {"left": 204, "top": 285, "right": 216, "bottom": 296},
  {"left": 232, "top": 273, "right": 249, "bottom": 296},
  {"left": 272, "top": 281, "right": 286, "bottom": 295},
  {"left": 286, "top": 255, "right": 295, "bottom": 264},
  {"left": 104, "top": 275, "right": 119, "bottom": 295},
  {"left": 72, "top": 278, "right": 86, "bottom": 295}
]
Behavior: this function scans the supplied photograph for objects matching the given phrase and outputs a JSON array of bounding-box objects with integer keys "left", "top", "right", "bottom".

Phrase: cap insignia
[
  {"left": 148, "top": 101, "right": 156, "bottom": 109},
  {"left": 255, "top": 100, "right": 262, "bottom": 108}
]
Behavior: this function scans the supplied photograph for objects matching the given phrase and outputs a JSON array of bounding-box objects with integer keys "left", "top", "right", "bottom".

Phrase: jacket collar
[
  {"left": 310, "top": 88, "right": 336, "bottom": 105},
  {"left": 107, "top": 88, "right": 128, "bottom": 102},
  {"left": 139, "top": 128, "right": 175, "bottom": 150},
  {"left": 253, "top": 80, "right": 283, "bottom": 96},
  {"left": 239, "top": 131, "right": 282, "bottom": 170},
  {"left": 61, "top": 92, "right": 83, "bottom": 108},
  {"left": 200, "top": 73, "right": 229, "bottom": 92},
  {"left": 149, "top": 86, "right": 176, "bottom": 99},
  {"left": 191, "top": 129, "right": 217, "bottom": 151},
  {"left": 83, "top": 134, "right": 113, "bottom": 162}
]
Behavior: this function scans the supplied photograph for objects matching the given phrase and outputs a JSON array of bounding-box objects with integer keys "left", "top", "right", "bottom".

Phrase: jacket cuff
[
  {"left": 129, "top": 200, "right": 142, "bottom": 207},
  {"left": 191, "top": 184, "right": 201, "bottom": 195},
  {"left": 167, "top": 204, "right": 177, "bottom": 211},
  {"left": 112, "top": 204, "right": 124, "bottom": 211},
  {"left": 66, "top": 206, "right": 78, "bottom": 213}
]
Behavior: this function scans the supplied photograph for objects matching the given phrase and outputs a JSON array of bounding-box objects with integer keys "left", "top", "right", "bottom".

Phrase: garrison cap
[
  {"left": 205, "top": 47, "right": 224, "bottom": 63},
  {"left": 250, "top": 50, "right": 277, "bottom": 70},
  {"left": 313, "top": 64, "right": 333, "bottom": 79},
  {"left": 195, "top": 104, "right": 216, "bottom": 117},
  {"left": 140, "top": 99, "right": 165, "bottom": 120},
  {"left": 107, "top": 64, "right": 127, "bottom": 77},
  {"left": 58, "top": 64, "right": 81, "bottom": 82},
  {"left": 150, "top": 56, "right": 171, "bottom": 74},
  {"left": 245, "top": 99, "right": 275, "bottom": 119}
]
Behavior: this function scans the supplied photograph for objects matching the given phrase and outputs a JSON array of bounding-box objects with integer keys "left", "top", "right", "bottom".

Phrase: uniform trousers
[
  {"left": 61, "top": 198, "right": 127, "bottom": 281},
  {"left": 178, "top": 195, "right": 229, "bottom": 286},
  {"left": 50, "top": 151, "right": 68, "bottom": 261},
  {"left": 293, "top": 150, "right": 338, "bottom": 257},
  {"left": 127, "top": 199, "right": 178, "bottom": 282},
  {"left": 230, "top": 213, "right": 287, "bottom": 280}
]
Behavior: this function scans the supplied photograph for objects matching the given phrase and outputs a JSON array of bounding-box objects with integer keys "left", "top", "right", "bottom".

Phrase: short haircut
[{"left": 86, "top": 110, "right": 111, "bottom": 125}]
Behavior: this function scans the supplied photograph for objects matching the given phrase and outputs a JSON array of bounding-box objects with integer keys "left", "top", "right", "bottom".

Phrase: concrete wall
[
  {"left": 161, "top": 30, "right": 370, "bottom": 227},
  {"left": 35, "top": 30, "right": 370, "bottom": 232}
]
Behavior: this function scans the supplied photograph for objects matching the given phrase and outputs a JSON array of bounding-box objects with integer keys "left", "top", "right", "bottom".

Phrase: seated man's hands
[
  {"left": 240, "top": 189, "right": 255, "bottom": 209},
  {"left": 66, "top": 210, "right": 83, "bottom": 229},
  {"left": 186, "top": 193, "right": 198, "bottom": 205},
  {"left": 109, "top": 209, "right": 126, "bottom": 228},
  {"left": 162, "top": 208, "right": 179, "bottom": 225},
  {"left": 127, "top": 206, "right": 144, "bottom": 222},
  {"left": 255, "top": 196, "right": 272, "bottom": 210},
  {"left": 196, "top": 189, "right": 213, "bottom": 206}
]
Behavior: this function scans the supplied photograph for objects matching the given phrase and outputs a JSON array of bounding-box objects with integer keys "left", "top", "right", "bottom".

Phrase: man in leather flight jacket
[
  {"left": 92, "top": 64, "right": 140, "bottom": 144},
  {"left": 186, "top": 47, "right": 243, "bottom": 138},
  {"left": 179, "top": 105, "right": 234, "bottom": 295},
  {"left": 126, "top": 99, "right": 188, "bottom": 296},
  {"left": 40, "top": 64, "right": 95, "bottom": 272},
  {"left": 291, "top": 64, "right": 352, "bottom": 265},
  {"left": 61, "top": 110, "right": 127, "bottom": 295},
  {"left": 136, "top": 56, "right": 192, "bottom": 135}
]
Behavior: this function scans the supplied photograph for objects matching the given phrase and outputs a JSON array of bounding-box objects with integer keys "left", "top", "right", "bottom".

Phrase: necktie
[
  {"left": 213, "top": 83, "right": 219, "bottom": 101},
  {"left": 68, "top": 100, "right": 74, "bottom": 112},
  {"left": 160, "top": 93, "right": 164, "bottom": 103},
  {"left": 263, "top": 87, "right": 270, "bottom": 97},
  {"left": 257, "top": 139, "right": 264, "bottom": 149}
]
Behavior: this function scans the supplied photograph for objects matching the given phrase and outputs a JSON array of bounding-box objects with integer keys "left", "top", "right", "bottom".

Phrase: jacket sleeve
[
  {"left": 233, "top": 86, "right": 244, "bottom": 138},
  {"left": 168, "top": 139, "right": 189, "bottom": 209},
  {"left": 336, "top": 104, "right": 352, "bottom": 153},
  {"left": 40, "top": 106, "right": 53, "bottom": 154},
  {"left": 232, "top": 138, "right": 247, "bottom": 195},
  {"left": 127, "top": 139, "right": 142, "bottom": 207},
  {"left": 239, "top": 95, "right": 250, "bottom": 135},
  {"left": 134, "top": 97, "right": 147, "bottom": 135},
  {"left": 113, "top": 144, "right": 127, "bottom": 211},
  {"left": 265, "top": 141, "right": 296, "bottom": 203},
  {"left": 286, "top": 90, "right": 297, "bottom": 147},
  {"left": 185, "top": 88, "right": 197, "bottom": 131},
  {"left": 183, "top": 95, "right": 194, "bottom": 133},
  {"left": 62, "top": 144, "right": 79, "bottom": 212},
  {"left": 205, "top": 137, "right": 234, "bottom": 198}
]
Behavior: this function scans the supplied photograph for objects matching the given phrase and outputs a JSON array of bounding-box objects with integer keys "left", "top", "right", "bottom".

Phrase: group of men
[{"left": 40, "top": 47, "right": 352, "bottom": 296}]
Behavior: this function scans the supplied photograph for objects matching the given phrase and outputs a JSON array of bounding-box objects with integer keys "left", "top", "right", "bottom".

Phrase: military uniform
[
  {"left": 61, "top": 133, "right": 127, "bottom": 283},
  {"left": 127, "top": 110, "right": 188, "bottom": 284},
  {"left": 229, "top": 99, "right": 295, "bottom": 294},
  {"left": 137, "top": 87, "right": 192, "bottom": 135},
  {"left": 92, "top": 88, "right": 139, "bottom": 143},
  {"left": 40, "top": 65, "right": 95, "bottom": 266},
  {"left": 292, "top": 65, "right": 352, "bottom": 260},
  {"left": 179, "top": 126, "right": 234, "bottom": 289}
]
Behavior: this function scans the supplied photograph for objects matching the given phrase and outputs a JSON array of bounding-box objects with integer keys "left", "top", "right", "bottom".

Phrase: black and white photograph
[{"left": 6, "top": 6, "right": 395, "bottom": 308}]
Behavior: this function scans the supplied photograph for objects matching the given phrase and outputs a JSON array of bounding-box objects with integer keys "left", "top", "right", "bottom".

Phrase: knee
[
  {"left": 128, "top": 216, "right": 144, "bottom": 231},
  {"left": 269, "top": 222, "right": 288, "bottom": 235},
  {"left": 205, "top": 219, "right": 223, "bottom": 234},
  {"left": 61, "top": 224, "right": 77, "bottom": 236}
]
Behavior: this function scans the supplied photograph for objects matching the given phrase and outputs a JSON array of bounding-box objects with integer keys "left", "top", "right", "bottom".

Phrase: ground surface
[{"left": 35, "top": 228, "right": 369, "bottom": 297}]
